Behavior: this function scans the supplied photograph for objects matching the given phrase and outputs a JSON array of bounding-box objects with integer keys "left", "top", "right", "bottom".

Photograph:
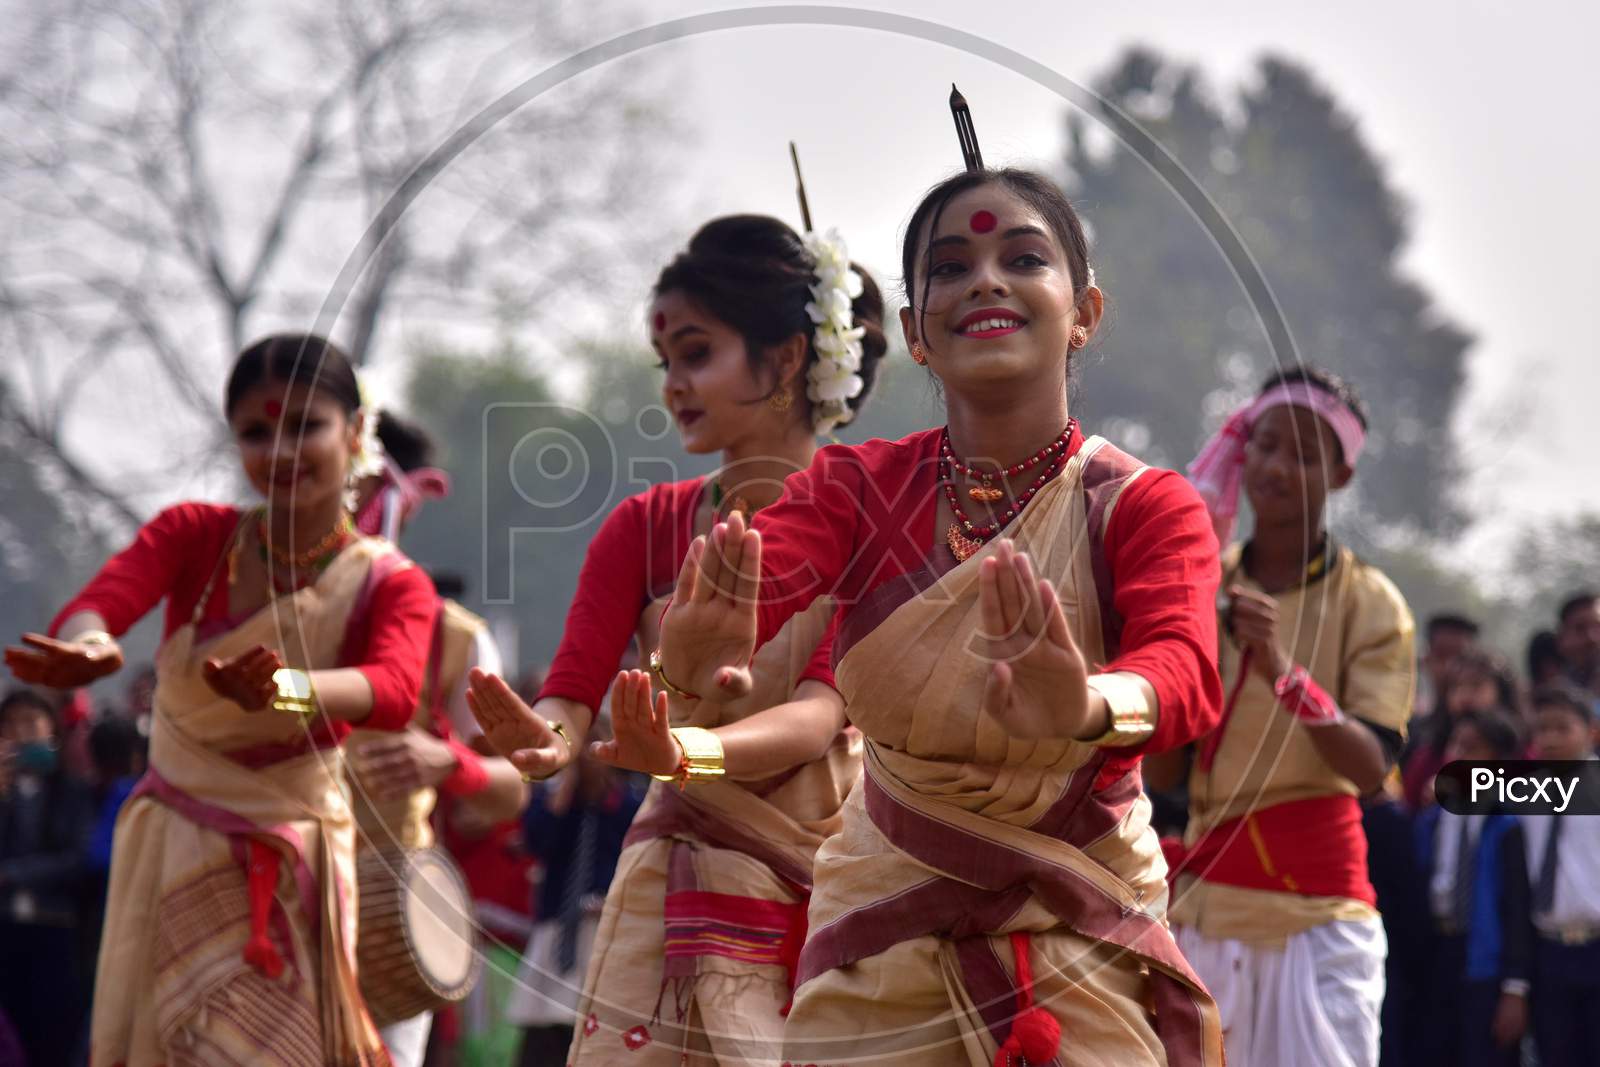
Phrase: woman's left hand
[
  {"left": 590, "top": 670, "right": 679, "bottom": 777},
  {"left": 203, "top": 644, "right": 283, "bottom": 712},
  {"left": 350, "top": 730, "right": 460, "bottom": 800},
  {"left": 977, "top": 539, "right": 1093, "bottom": 740}
]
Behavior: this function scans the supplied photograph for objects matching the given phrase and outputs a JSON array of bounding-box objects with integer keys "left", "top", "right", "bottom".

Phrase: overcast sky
[{"left": 576, "top": 0, "right": 1596, "bottom": 563}]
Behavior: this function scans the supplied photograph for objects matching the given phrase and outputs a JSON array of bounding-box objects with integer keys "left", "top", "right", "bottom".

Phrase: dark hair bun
[
  {"left": 656, "top": 214, "right": 887, "bottom": 425},
  {"left": 373, "top": 409, "right": 436, "bottom": 473}
]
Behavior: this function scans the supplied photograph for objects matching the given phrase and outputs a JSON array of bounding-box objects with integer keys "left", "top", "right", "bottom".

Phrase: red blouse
[
  {"left": 537, "top": 478, "right": 837, "bottom": 713},
  {"left": 748, "top": 427, "right": 1223, "bottom": 770},
  {"left": 49, "top": 502, "right": 435, "bottom": 732}
]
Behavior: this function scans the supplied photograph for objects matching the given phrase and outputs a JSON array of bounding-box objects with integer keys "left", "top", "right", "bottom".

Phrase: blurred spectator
[
  {"left": 121, "top": 664, "right": 157, "bottom": 737},
  {"left": 1402, "top": 648, "right": 1520, "bottom": 809},
  {"left": 1362, "top": 773, "right": 1430, "bottom": 1067},
  {"left": 1527, "top": 630, "right": 1566, "bottom": 689},
  {"left": 507, "top": 712, "right": 646, "bottom": 1067},
  {"left": 1556, "top": 592, "right": 1600, "bottom": 693},
  {"left": 1521, "top": 683, "right": 1600, "bottom": 1067},
  {"left": 1418, "top": 613, "right": 1481, "bottom": 719},
  {"left": 1412, "top": 710, "right": 1531, "bottom": 1067},
  {"left": 81, "top": 716, "right": 145, "bottom": 982},
  {"left": 0, "top": 688, "right": 94, "bottom": 1067}
]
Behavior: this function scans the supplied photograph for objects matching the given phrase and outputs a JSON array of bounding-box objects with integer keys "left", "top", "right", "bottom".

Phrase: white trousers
[
  {"left": 379, "top": 1012, "right": 434, "bottom": 1067},
  {"left": 1175, "top": 917, "right": 1386, "bottom": 1067}
]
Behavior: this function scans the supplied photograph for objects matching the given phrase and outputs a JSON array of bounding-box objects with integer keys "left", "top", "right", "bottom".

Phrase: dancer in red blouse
[
  {"left": 657, "top": 161, "right": 1227, "bottom": 1063},
  {"left": 468, "top": 214, "right": 889, "bottom": 1064},
  {"left": 6, "top": 334, "right": 434, "bottom": 1067}
]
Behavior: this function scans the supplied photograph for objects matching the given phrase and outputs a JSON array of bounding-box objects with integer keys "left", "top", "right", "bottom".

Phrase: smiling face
[
  {"left": 899, "top": 183, "right": 1099, "bottom": 394},
  {"left": 229, "top": 380, "right": 359, "bottom": 510},
  {"left": 1241, "top": 403, "right": 1353, "bottom": 527},
  {"left": 649, "top": 289, "right": 800, "bottom": 455}
]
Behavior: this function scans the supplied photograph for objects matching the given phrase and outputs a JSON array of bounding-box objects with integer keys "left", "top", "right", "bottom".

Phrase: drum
[{"left": 356, "top": 846, "right": 481, "bottom": 1026}]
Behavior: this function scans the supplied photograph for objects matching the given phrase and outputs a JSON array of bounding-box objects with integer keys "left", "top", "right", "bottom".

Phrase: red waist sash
[{"left": 1169, "top": 792, "right": 1376, "bottom": 906}]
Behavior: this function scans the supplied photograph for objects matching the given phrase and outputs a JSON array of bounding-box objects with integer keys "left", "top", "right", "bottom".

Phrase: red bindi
[
  {"left": 265, "top": 399, "right": 283, "bottom": 418},
  {"left": 653, "top": 312, "right": 666, "bottom": 333},
  {"left": 969, "top": 210, "right": 997, "bottom": 234}
]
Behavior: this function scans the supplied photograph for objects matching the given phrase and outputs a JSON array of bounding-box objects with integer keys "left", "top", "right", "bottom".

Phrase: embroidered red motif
[
  {"left": 622, "top": 1024, "right": 652, "bottom": 1050},
  {"left": 969, "top": 209, "right": 997, "bottom": 234},
  {"left": 583, "top": 1013, "right": 599, "bottom": 1036}
]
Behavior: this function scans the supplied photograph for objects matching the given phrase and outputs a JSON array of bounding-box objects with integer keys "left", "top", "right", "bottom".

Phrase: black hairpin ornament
[
  {"left": 789, "top": 141, "right": 814, "bottom": 233},
  {"left": 950, "top": 84, "right": 983, "bottom": 172}
]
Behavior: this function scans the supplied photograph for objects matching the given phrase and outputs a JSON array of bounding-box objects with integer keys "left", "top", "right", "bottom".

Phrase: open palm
[
  {"left": 590, "top": 670, "right": 679, "bottom": 776},
  {"left": 465, "top": 668, "right": 570, "bottom": 780},
  {"left": 977, "top": 539, "right": 1092, "bottom": 741},
  {"left": 658, "top": 510, "right": 761, "bottom": 700}
]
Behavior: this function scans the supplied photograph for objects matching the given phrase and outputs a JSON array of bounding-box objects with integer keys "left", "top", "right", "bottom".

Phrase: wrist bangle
[
  {"left": 271, "top": 668, "right": 317, "bottom": 716},
  {"left": 1082, "top": 673, "right": 1156, "bottom": 747},
  {"left": 547, "top": 718, "right": 573, "bottom": 754},
  {"left": 650, "top": 726, "right": 724, "bottom": 788},
  {"left": 74, "top": 630, "right": 114, "bottom": 648},
  {"left": 648, "top": 648, "right": 701, "bottom": 702}
]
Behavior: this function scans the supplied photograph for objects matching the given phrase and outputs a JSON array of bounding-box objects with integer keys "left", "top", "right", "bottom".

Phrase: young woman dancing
[
  {"left": 467, "top": 214, "right": 887, "bottom": 1064},
  {"left": 5, "top": 334, "right": 435, "bottom": 1066},
  {"left": 656, "top": 165, "right": 1227, "bottom": 1066}
]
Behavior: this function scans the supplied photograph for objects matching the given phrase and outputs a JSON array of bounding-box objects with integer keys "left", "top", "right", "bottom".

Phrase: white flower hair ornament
[
  {"left": 351, "top": 404, "right": 386, "bottom": 482},
  {"left": 801, "top": 227, "right": 866, "bottom": 437}
]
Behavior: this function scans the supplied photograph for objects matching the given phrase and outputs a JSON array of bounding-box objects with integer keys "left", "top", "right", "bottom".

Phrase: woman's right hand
[
  {"left": 590, "top": 670, "right": 679, "bottom": 777},
  {"left": 465, "top": 669, "right": 574, "bottom": 781},
  {"left": 657, "top": 511, "right": 761, "bottom": 699},
  {"left": 4, "top": 632, "right": 124, "bottom": 689}
]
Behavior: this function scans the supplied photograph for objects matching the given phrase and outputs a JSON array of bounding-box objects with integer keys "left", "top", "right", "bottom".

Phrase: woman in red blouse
[
  {"left": 5, "top": 334, "right": 434, "bottom": 1067},
  {"left": 467, "top": 215, "right": 887, "bottom": 1065},
  {"left": 655, "top": 170, "right": 1227, "bottom": 1066}
]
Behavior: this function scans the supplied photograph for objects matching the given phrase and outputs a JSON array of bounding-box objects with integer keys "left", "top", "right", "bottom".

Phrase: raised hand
[
  {"left": 589, "top": 670, "right": 679, "bottom": 776},
  {"left": 657, "top": 509, "right": 761, "bottom": 700},
  {"left": 977, "top": 539, "right": 1094, "bottom": 741},
  {"left": 5, "top": 632, "right": 124, "bottom": 689},
  {"left": 1225, "top": 586, "right": 1291, "bottom": 683},
  {"left": 202, "top": 645, "right": 283, "bottom": 711},
  {"left": 465, "top": 667, "right": 572, "bottom": 780}
]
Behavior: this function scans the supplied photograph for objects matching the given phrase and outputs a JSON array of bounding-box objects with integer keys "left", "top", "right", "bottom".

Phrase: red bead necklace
[{"left": 940, "top": 422, "right": 1074, "bottom": 562}]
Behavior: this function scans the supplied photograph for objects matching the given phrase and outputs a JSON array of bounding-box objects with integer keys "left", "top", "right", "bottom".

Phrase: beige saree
[
  {"left": 781, "top": 437, "right": 1224, "bottom": 1067},
  {"left": 90, "top": 533, "right": 397, "bottom": 1067},
  {"left": 566, "top": 586, "right": 862, "bottom": 1066}
]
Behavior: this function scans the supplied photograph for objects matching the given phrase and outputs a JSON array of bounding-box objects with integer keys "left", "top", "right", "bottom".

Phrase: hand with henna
[
  {"left": 5, "top": 633, "right": 124, "bottom": 689},
  {"left": 202, "top": 645, "right": 283, "bottom": 712}
]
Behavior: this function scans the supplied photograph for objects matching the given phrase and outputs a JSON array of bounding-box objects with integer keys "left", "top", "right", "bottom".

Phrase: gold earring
[
  {"left": 911, "top": 341, "right": 927, "bottom": 366},
  {"left": 769, "top": 387, "right": 793, "bottom": 413},
  {"left": 1070, "top": 326, "right": 1088, "bottom": 349}
]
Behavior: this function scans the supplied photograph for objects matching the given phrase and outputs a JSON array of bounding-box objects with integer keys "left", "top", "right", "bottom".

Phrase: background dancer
[
  {"left": 468, "top": 212, "right": 888, "bottom": 1064},
  {"left": 1154, "top": 366, "right": 1417, "bottom": 1067},
  {"left": 6, "top": 334, "right": 436, "bottom": 1067}
]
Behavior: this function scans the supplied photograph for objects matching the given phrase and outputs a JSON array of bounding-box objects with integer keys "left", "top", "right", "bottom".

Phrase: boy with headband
[{"left": 1151, "top": 366, "right": 1417, "bottom": 1067}]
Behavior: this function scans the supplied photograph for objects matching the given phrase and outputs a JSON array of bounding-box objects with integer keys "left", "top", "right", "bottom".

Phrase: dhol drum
[{"left": 356, "top": 846, "right": 481, "bottom": 1026}]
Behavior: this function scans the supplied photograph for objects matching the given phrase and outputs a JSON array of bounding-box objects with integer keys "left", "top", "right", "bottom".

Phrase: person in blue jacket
[{"left": 1412, "top": 709, "right": 1532, "bottom": 1067}]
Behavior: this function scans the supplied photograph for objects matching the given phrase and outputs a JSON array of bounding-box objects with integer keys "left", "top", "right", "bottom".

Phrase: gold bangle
[
  {"left": 74, "top": 630, "right": 114, "bottom": 647},
  {"left": 1082, "top": 672, "right": 1156, "bottom": 747},
  {"left": 651, "top": 726, "right": 724, "bottom": 786},
  {"left": 271, "top": 668, "right": 318, "bottom": 716},
  {"left": 547, "top": 718, "right": 573, "bottom": 754},
  {"left": 648, "top": 648, "right": 701, "bottom": 701}
]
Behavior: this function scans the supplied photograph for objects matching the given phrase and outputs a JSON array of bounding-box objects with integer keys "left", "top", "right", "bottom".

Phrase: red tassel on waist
[
  {"left": 993, "top": 931, "right": 1061, "bottom": 1067},
  {"left": 242, "top": 838, "right": 284, "bottom": 978}
]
